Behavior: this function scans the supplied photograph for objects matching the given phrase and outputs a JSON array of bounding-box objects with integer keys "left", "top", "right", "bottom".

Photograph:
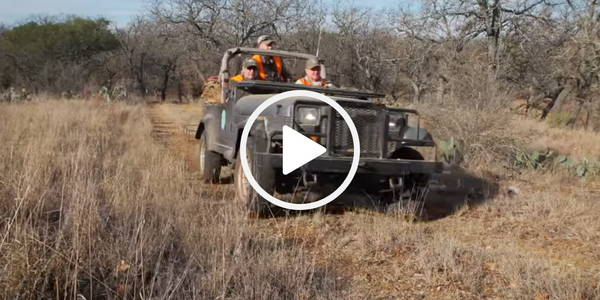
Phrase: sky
[
  {"left": 0, "top": 0, "right": 148, "bottom": 27},
  {"left": 0, "top": 0, "right": 409, "bottom": 28}
]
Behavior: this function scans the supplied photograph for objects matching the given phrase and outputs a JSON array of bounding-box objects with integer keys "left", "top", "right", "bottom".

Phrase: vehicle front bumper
[{"left": 254, "top": 153, "right": 444, "bottom": 176}]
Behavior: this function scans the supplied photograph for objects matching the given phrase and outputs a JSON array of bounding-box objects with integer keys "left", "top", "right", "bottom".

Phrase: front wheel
[
  {"left": 234, "top": 136, "right": 276, "bottom": 217},
  {"left": 199, "top": 131, "right": 222, "bottom": 183}
]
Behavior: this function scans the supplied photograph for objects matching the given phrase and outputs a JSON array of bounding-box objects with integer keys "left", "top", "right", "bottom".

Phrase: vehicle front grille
[{"left": 331, "top": 106, "right": 382, "bottom": 158}]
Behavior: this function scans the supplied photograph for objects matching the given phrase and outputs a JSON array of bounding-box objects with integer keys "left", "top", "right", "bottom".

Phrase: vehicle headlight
[
  {"left": 296, "top": 107, "right": 320, "bottom": 126},
  {"left": 388, "top": 114, "right": 398, "bottom": 128},
  {"left": 388, "top": 113, "right": 406, "bottom": 129}
]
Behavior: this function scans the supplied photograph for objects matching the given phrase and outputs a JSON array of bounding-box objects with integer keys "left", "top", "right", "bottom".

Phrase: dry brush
[{"left": 0, "top": 100, "right": 343, "bottom": 300}]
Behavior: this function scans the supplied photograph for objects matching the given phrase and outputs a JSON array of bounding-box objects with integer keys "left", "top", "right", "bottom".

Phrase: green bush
[
  {"left": 545, "top": 111, "right": 573, "bottom": 128},
  {"left": 517, "top": 150, "right": 600, "bottom": 180},
  {"left": 515, "top": 149, "right": 553, "bottom": 170}
]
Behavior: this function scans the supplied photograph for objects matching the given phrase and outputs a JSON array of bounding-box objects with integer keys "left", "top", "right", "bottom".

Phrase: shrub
[
  {"left": 544, "top": 111, "right": 573, "bottom": 128},
  {"left": 417, "top": 103, "right": 533, "bottom": 171}
]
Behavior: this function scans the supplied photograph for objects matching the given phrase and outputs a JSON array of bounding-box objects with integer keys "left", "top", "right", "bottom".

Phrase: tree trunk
[
  {"left": 134, "top": 53, "right": 146, "bottom": 99},
  {"left": 411, "top": 80, "right": 421, "bottom": 104},
  {"left": 580, "top": 100, "right": 591, "bottom": 130},
  {"left": 487, "top": 34, "right": 499, "bottom": 90},
  {"left": 436, "top": 77, "right": 445, "bottom": 103},
  {"left": 549, "top": 86, "right": 574, "bottom": 114},
  {"left": 484, "top": 0, "right": 501, "bottom": 90},
  {"left": 160, "top": 68, "right": 170, "bottom": 102},
  {"left": 177, "top": 79, "right": 183, "bottom": 103}
]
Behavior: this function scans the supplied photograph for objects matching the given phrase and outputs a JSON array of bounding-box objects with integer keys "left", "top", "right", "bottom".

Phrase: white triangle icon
[{"left": 282, "top": 125, "right": 326, "bottom": 175}]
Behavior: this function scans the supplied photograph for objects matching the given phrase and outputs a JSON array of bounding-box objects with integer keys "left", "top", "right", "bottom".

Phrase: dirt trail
[
  {"left": 147, "top": 102, "right": 600, "bottom": 299},
  {"left": 149, "top": 101, "right": 205, "bottom": 173}
]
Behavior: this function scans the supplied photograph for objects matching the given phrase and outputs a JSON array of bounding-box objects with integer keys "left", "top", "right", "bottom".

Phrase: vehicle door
[{"left": 219, "top": 86, "right": 238, "bottom": 148}]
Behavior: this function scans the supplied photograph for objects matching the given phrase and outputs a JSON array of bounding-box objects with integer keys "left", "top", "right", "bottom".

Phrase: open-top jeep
[{"left": 195, "top": 47, "right": 444, "bottom": 217}]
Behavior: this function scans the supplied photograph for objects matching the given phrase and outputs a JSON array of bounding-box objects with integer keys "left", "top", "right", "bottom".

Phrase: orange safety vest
[
  {"left": 252, "top": 54, "right": 284, "bottom": 81},
  {"left": 298, "top": 77, "right": 327, "bottom": 86},
  {"left": 229, "top": 74, "right": 244, "bottom": 82}
]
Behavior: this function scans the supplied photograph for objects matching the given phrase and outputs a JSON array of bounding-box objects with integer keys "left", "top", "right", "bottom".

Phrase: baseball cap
[
  {"left": 243, "top": 58, "right": 257, "bottom": 69},
  {"left": 257, "top": 35, "right": 274, "bottom": 45},
  {"left": 305, "top": 57, "right": 321, "bottom": 69}
]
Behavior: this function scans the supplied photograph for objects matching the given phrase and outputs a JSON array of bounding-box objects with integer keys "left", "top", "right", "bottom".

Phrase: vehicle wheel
[
  {"left": 234, "top": 136, "right": 276, "bottom": 217},
  {"left": 234, "top": 151, "right": 251, "bottom": 205},
  {"left": 199, "top": 131, "right": 221, "bottom": 184}
]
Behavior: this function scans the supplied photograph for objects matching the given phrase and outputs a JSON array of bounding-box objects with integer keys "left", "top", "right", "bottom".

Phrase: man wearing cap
[
  {"left": 296, "top": 57, "right": 330, "bottom": 87},
  {"left": 252, "top": 35, "right": 290, "bottom": 82},
  {"left": 230, "top": 58, "right": 260, "bottom": 82}
]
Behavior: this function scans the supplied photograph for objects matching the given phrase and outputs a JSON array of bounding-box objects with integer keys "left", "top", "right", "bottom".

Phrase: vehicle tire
[
  {"left": 234, "top": 136, "right": 276, "bottom": 218},
  {"left": 199, "top": 130, "right": 221, "bottom": 184}
]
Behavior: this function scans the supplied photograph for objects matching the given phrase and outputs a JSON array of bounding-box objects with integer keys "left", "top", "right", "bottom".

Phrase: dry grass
[
  {"left": 272, "top": 171, "right": 600, "bottom": 298},
  {"left": 416, "top": 102, "right": 533, "bottom": 172},
  {"left": 2, "top": 99, "right": 600, "bottom": 300},
  {"left": 268, "top": 183, "right": 600, "bottom": 299},
  {"left": 516, "top": 116, "right": 600, "bottom": 159},
  {"left": 0, "top": 100, "right": 342, "bottom": 300},
  {"left": 413, "top": 99, "right": 600, "bottom": 182}
]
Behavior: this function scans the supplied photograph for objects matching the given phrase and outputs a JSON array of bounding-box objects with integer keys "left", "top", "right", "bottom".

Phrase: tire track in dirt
[
  {"left": 147, "top": 101, "right": 239, "bottom": 204},
  {"left": 148, "top": 102, "right": 204, "bottom": 174}
]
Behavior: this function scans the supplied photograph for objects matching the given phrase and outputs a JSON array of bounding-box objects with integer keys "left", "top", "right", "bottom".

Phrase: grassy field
[{"left": 1, "top": 99, "right": 600, "bottom": 300}]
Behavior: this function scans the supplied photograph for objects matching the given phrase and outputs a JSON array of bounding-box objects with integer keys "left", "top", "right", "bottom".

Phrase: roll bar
[{"left": 218, "top": 47, "right": 326, "bottom": 82}]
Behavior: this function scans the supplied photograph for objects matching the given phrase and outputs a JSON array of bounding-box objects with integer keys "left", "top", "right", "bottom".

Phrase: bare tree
[
  {"left": 151, "top": 22, "right": 188, "bottom": 101},
  {"left": 542, "top": 0, "right": 600, "bottom": 127},
  {"left": 148, "top": 0, "right": 226, "bottom": 49},
  {"left": 329, "top": 3, "right": 399, "bottom": 91},
  {"left": 416, "top": 0, "right": 556, "bottom": 87},
  {"left": 115, "top": 17, "right": 153, "bottom": 97}
]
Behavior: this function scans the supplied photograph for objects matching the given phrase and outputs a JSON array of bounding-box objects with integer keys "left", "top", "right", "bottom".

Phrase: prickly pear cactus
[
  {"left": 555, "top": 154, "right": 574, "bottom": 167},
  {"left": 99, "top": 86, "right": 110, "bottom": 102},
  {"left": 438, "top": 136, "right": 457, "bottom": 163},
  {"left": 515, "top": 149, "right": 553, "bottom": 169}
]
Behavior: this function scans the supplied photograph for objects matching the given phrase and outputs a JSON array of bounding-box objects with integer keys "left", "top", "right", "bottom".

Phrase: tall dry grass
[
  {"left": 311, "top": 188, "right": 600, "bottom": 299},
  {"left": 0, "top": 100, "right": 342, "bottom": 300},
  {"left": 416, "top": 102, "right": 533, "bottom": 172}
]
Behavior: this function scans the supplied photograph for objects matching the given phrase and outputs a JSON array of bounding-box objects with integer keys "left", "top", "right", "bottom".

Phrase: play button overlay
[
  {"left": 239, "top": 90, "right": 361, "bottom": 211},
  {"left": 282, "top": 125, "right": 326, "bottom": 175}
]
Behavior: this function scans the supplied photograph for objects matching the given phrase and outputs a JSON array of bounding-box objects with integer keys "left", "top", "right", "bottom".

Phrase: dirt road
[
  {"left": 148, "top": 101, "right": 206, "bottom": 167},
  {"left": 148, "top": 101, "right": 600, "bottom": 299}
]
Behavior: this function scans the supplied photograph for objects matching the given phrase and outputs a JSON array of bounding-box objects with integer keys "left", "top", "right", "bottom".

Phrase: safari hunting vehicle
[{"left": 195, "top": 47, "right": 444, "bottom": 217}]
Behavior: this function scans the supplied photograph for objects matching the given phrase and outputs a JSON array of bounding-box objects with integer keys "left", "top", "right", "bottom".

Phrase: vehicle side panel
[
  {"left": 198, "top": 104, "right": 227, "bottom": 152},
  {"left": 221, "top": 90, "right": 239, "bottom": 150}
]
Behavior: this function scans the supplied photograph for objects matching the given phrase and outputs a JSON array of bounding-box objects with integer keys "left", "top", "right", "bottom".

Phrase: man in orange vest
[
  {"left": 252, "top": 35, "right": 290, "bottom": 82},
  {"left": 230, "top": 58, "right": 259, "bottom": 82},
  {"left": 296, "top": 57, "right": 331, "bottom": 87}
]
